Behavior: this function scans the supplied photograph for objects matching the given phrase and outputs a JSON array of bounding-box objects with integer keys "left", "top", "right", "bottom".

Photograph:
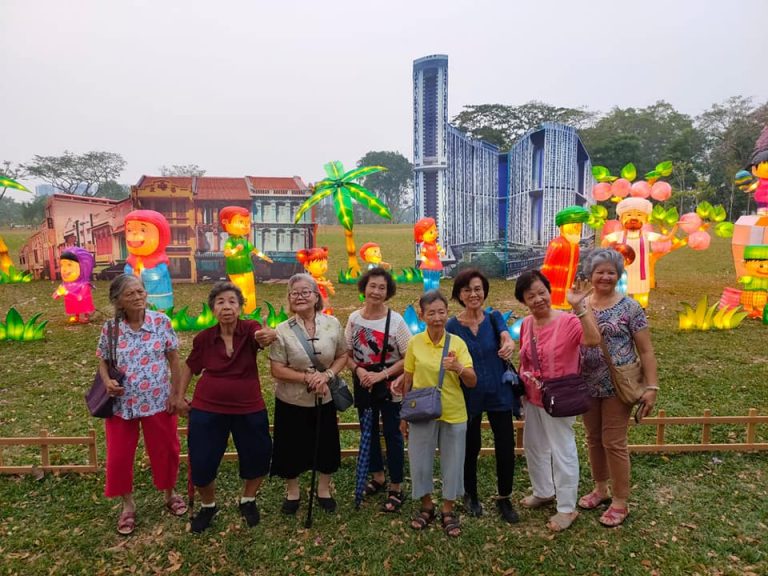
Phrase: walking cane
[
  {"left": 305, "top": 395, "right": 323, "bottom": 529},
  {"left": 186, "top": 424, "right": 194, "bottom": 518}
]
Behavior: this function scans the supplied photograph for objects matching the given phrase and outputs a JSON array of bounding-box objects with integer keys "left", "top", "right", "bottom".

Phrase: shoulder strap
[
  {"left": 108, "top": 319, "right": 119, "bottom": 366},
  {"left": 527, "top": 317, "right": 541, "bottom": 373},
  {"left": 379, "top": 309, "right": 392, "bottom": 369},
  {"left": 288, "top": 318, "right": 327, "bottom": 372},
  {"left": 437, "top": 333, "right": 451, "bottom": 390}
]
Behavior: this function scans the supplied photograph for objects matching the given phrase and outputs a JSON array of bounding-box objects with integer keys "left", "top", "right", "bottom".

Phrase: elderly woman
[
  {"left": 174, "top": 282, "right": 277, "bottom": 533},
  {"left": 97, "top": 274, "right": 185, "bottom": 536},
  {"left": 269, "top": 273, "right": 348, "bottom": 514},
  {"left": 515, "top": 270, "right": 600, "bottom": 532},
  {"left": 345, "top": 267, "right": 411, "bottom": 512},
  {"left": 577, "top": 249, "right": 660, "bottom": 527},
  {"left": 397, "top": 290, "right": 477, "bottom": 537},
  {"left": 446, "top": 269, "right": 518, "bottom": 523}
]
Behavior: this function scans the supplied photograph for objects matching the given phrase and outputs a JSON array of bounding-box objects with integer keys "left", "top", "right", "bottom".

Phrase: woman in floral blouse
[{"left": 97, "top": 274, "right": 186, "bottom": 535}]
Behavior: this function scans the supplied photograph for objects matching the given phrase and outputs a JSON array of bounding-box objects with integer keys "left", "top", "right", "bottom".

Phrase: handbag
[
  {"left": 599, "top": 339, "right": 645, "bottom": 405},
  {"left": 85, "top": 320, "right": 124, "bottom": 418},
  {"left": 289, "top": 319, "right": 353, "bottom": 412},
  {"left": 352, "top": 309, "right": 393, "bottom": 409},
  {"left": 400, "top": 334, "right": 451, "bottom": 423},
  {"left": 527, "top": 317, "right": 590, "bottom": 418}
]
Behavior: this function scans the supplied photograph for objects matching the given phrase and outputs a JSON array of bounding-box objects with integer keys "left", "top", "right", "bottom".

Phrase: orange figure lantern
[
  {"left": 541, "top": 206, "right": 590, "bottom": 309},
  {"left": 359, "top": 242, "right": 390, "bottom": 271},
  {"left": 220, "top": 206, "right": 272, "bottom": 315},
  {"left": 124, "top": 210, "right": 173, "bottom": 311},
  {"left": 414, "top": 217, "right": 444, "bottom": 291},
  {"left": 296, "top": 247, "right": 334, "bottom": 313}
]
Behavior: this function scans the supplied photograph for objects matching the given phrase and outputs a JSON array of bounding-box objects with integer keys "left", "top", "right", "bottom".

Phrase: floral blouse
[{"left": 96, "top": 310, "right": 179, "bottom": 419}]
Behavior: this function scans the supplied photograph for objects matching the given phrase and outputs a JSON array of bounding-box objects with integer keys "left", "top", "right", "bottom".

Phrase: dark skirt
[{"left": 270, "top": 398, "right": 341, "bottom": 478}]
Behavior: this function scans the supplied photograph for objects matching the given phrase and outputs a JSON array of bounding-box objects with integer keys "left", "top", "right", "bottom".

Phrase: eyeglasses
[
  {"left": 288, "top": 289, "right": 315, "bottom": 299},
  {"left": 460, "top": 286, "right": 484, "bottom": 294}
]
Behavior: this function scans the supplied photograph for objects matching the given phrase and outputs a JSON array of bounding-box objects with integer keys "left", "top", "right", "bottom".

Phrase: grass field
[{"left": 1, "top": 225, "right": 766, "bottom": 576}]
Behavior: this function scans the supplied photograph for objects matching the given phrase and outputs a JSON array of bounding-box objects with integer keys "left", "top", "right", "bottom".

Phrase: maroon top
[{"left": 187, "top": 319, "right": 266, "bottom": 414}]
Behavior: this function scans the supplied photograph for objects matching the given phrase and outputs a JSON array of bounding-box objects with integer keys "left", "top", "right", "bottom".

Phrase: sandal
[
  {"left": 364, "top": 478, "right": 386, "bottom": 497},
  {"left": 547, "top": 511, "right": 579, "bottom": 532},
  {"left": 441, "top": 511, "right": 462, "bottom": 537},
  {"left": 117, "top": 510, "right": 136, "bottom": 535},
  {"left": 410, "top": 507, "right": 436, "bottom": 530},
  {"left": 520, "top": 494, "right": 556, "bottom": 509},
  {"left": 381, "top": 490, "right": 405, "bottom": 513},
  {"left": 578, "top": 491, "right": 611, "bottom": 510},
  {"left": 165, "top": 494, "right": 188, "bottom": 517},
  {"left": 599, "top": 506, "right": 629, "bottom": 527}
]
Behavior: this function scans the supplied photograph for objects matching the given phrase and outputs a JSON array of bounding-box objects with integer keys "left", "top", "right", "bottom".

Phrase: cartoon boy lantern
[
  {"left": 220, "top": 206, "right": 273, "bottom": 315},
  {"left": 541, "top": 206, "right": 590, "bottom": 309},
  {"left": 52, "top": 247, "right": 95, "bottom": 323},
  {"left": 296, "top": 247, "right": 334, "bottom": 312},
  {"left": 124, "top": 210, "right": 173, "bottom": 311},
  {"left": 738, "top": 244, "right": 768, "bottom": 319},
  {"left": 748, "top": 126, "right": 768, "bottom": 215},
  {"left": 359, "top": 242, "right": 390, "bottom": 271},
  {"left": 414, "top": 217, "right": 444, "bottom": 292}
]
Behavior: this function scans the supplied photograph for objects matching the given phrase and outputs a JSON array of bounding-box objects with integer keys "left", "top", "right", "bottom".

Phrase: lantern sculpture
[
  {"left": 414, "top": 217, "right": 444, "bottom": 292},
  {"left": 124, "top": 210, "right": 174, "bottom": 311},
  {"left": 541, "top": 206, "right": 590, "bottom": 309},
  {"left": 359, "top": 242, "right": 390, "bottom": 271},
  {"left": 296, "top": 247, "right": 334, "bottom": 313},
  {"left": 52, "top": 247, "right": 95, "bottom": 323}
]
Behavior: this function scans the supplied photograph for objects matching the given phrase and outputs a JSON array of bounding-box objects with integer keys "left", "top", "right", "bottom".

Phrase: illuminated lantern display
[
  {"left": 123, "top": 210, "right": 174, "bottom": 311},
  {"left": 52, "top": 247, "right": 95, "bottom": 323},
  {"left": 736, "top": 245, "right": 768, "bottom": 319},
  {"left": 747, "top": 126, "right": 768, "bottom": 215},
  {"left": 602, "top": 198, "right": 667, "bottom": 308},
  {"left": 0, "top": 235, "right": 12, "bottom": 276},
  {"left": 220, "top": 206, "right": 273, "bottom": 315},
  {"left": 296, "top": 247, "right": 334, "bottom": 313},
  {"left": 414, "top": 217, "right": 444, "bottom": 292},
  {"left": 606, "top": 241, "right": 635, "bottom": 296},
  {"left": 359, "top": 242, "right": 390, "bottom": 271},
  {"left": 541, "top": 206, "right": 590, "bottom": 309}
]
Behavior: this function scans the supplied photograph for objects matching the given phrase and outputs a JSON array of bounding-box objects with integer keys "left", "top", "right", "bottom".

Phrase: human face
[
  {"left": 745, "top": 259, "right": 768, "bottom": 277},
  {"left": 212, "top": 290, "right": 242, "bottom": 325},
  {"left": 591, "top": 262, "right": 620, "bottom": 294},
  {"left": 420, "top": 299, "right": 448, "bottom": 332},
  {"left": 363, "top": 275, "right": 388, "bottom": 305},
  {"left": 620, "top": 209, "right": 648, "bottom": 232},
  {"left": 288, "top": 281, "right": 318, "bottom": 315},
  {"left": 522, "top": 280, "right": 552, "bottom": 317},
  {"left": 118, "top": 280, "right": 147, "bottom": 316},
  {"left": 459, "top": 277, "right": 485, "bottom": 310},
  {"left": 126, "top": 220, "right": 160, "bottom": 256},
  {"left": 224, "top": 213, "right": 251, "bottom": 237},
  {"left": 60, "top": 259, "right": 81, "bottom": 282}
]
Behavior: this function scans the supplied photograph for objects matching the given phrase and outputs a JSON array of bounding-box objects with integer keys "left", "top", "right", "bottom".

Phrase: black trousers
[{"left": 464, "top": 410, "right": 515, "bottom": 498}]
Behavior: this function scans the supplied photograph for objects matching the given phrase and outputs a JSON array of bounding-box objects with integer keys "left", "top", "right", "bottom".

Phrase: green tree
[
  {"left": 21, "top": 196, "right": 46, "bottom": 225},
  {"left": 452, "top": 101, "right": 596, "bottom": 150},
  {"left": 295, "top": 161, "right": 390, "bottom": 275},
  {"left": 356, "top": 151, "right": 412, "bottom": 223},
  {"left": 97, "top": 180, "right": 130, "bottom": 200},
  {"left": 24, "top": 150, "right": 126, "bottom": 195},
  {"left": 159, "top": 164, "right": 206, "bottom": 177}
]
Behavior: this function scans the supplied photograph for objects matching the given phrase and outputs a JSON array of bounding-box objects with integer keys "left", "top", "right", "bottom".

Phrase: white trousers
[{"left": 522, "top": 402, "right": 579, "bottom": 513}]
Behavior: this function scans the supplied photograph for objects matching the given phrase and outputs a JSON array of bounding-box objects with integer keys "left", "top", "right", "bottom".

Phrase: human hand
[
  {"left": 566, "top": 278, "right": 594, "bottom": 311},
  {"left": 635, "top": 389, "right": 657, "bottom": 421},
  {"left": 104, "top": 378, "right": 124, "bottom": 397},
  {"left": 305, "top": 371, "right": 327, "bottom": 394},
  {"left": 399, "top": 419, "right": 409, "bottom": 440},
  {"left": 389, "top": 374, "right": 404, "bottom": 396},
  {"left": 442, "top": 351, "right": 462, "bottom": 373},
  {"left": 254, "top": 327, "right": 277, "bottom": 347},
  {"left": 356, "top": 367, "right": 374, "bottom": 389},
  {"left": 498, "top": 340, "right": 515, "bottom": 362}
]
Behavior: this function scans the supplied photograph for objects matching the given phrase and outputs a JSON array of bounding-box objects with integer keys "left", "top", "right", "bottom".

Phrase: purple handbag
[
  {"left": 85, "top": 320, "right": 124, "bottom": 418},
  {"left": 400, "top": 334, "right": 451, "bottom": 423},
  {"left": 528, "top": 318, "right": 590, "bottom": 418}
]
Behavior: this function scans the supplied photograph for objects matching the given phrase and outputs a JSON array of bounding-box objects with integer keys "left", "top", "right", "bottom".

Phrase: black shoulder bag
[{"left": 86, "top": 320, "right": 124, "bottom": 418}]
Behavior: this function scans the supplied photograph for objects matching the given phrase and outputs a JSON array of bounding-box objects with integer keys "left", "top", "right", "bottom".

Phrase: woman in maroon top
[{"left": 174, "top": 282, "right": 277, "bottom": 533}]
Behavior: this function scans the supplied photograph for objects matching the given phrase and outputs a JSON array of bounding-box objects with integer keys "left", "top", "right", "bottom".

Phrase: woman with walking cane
[{"left": 270, "top": 274, "right": 348, "bottom": 516}]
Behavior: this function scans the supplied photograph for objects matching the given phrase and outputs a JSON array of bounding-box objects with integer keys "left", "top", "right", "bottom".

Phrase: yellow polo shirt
[{"left": 404, "top": 331, "right": 473, "bottom": 424}]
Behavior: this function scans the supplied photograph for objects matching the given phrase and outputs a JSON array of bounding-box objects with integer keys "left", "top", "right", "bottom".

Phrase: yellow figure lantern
[
  {"left": 541, "top": 206, "right": 590, "bottom": 309},
  {"left": 359, "top": 242, "right": 391, "bottom": 271},
  {"left": 737, "top": 245, "right": 768, "bottom": 319},
  {"left": 220, "top": 206, "right": 273, "bottom": 315}
]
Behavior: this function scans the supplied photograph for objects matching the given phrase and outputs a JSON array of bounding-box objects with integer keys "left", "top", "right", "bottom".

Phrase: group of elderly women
[{"left": 97, "top": 246, "right": 659, "bottom": 537}]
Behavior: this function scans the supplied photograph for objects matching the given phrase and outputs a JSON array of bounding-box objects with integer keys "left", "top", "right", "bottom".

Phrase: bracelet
[
  {"left": 646, "top": 385, "right": 660, "bottom": 391},
  {"left": 326, "top": 369, "right": 335, "bottom": 381},
  {"left": 575, "top": 308, "right": 588, "bottom": 318},
  {"left": 383, "top": 367, "right": 390, "bottom": 379}
]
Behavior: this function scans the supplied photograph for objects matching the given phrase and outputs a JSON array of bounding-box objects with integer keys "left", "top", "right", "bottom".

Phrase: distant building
[
  {"left": 412, "top": 55, "right": 593, "bottom": 275},
  {"left": 35, "top": 184, "right": 55, "bottom": 197}
]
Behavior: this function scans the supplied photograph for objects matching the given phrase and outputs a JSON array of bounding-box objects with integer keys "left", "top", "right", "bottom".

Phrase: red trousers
[{"left": 104, "top": 411, "right": 180, "bottom": 497}]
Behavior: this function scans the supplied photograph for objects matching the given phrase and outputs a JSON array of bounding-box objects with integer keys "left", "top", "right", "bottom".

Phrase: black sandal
[
  {"left": 364, "top": 478, "right": 386, "bottom": 497},
  {"left": 381, "top": 490, "right": 405, "bottom": 513},
  {"left": 410, "top": 507, "right": 435, "bottom": 530},
  {"left": 441, "top": 511, "right": 462, "bottom": 537}
]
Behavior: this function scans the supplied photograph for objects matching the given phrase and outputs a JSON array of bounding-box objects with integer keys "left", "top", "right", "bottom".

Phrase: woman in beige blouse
[{"left": 269, "top": 273, "right": 348, "bottom": 514}]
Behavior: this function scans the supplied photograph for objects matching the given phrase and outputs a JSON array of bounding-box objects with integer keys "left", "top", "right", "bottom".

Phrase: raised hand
[{"left": 566, "top": 278, "right": 594, "bottom": 311}]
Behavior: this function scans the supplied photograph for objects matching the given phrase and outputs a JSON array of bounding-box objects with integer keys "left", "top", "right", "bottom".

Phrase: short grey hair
[
  {"left": 584, "top": 248, "right": 625, "bottom": 278},
  {"left": 287, "top": 273, "right": 323, "bottom": 313},
  {"left": 207, "top": 281, "right": 245, "bottom": 310},
  {"left": 418, "top": 289, "right": 449, "bottom": 312},
  {"left": 108, "top": 274, "right": 144, "bottom": 307}
]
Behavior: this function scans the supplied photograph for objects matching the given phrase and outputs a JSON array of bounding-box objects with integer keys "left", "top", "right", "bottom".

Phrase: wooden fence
[{"left": 1, "top": 409, "right": 766, "bottom": 475}]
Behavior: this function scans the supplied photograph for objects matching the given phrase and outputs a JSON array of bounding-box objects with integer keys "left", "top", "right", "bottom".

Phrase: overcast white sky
[{"left": 2, "top": 0, "right": 767, "bottom": 202}]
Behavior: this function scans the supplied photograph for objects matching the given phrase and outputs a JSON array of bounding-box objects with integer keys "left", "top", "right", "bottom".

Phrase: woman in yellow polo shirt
[{"left": 399, "top": 290, "right": 477, "bottom": 537}]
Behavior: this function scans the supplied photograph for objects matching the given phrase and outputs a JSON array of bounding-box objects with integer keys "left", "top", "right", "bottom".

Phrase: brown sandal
[
  {"left": 441, "top": 511, "right": 462, "bottom": 537},
  {"left": 410, "top": 507, "right": 435, "bottom": 530},
  {"left": 382, "top": 490, "right": 404, "bottom": 513}
]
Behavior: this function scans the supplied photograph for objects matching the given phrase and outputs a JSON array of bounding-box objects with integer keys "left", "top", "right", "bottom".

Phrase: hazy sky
[{"left": 2, "top": 0, "right": 767, "bottom": 202}]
